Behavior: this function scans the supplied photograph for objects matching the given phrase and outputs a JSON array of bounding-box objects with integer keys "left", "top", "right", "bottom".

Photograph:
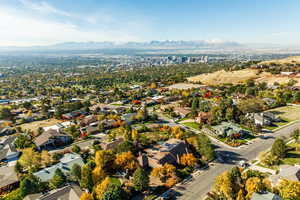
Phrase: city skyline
[{"left": 0, "top": 0, "right": 300, "bottom": 46}]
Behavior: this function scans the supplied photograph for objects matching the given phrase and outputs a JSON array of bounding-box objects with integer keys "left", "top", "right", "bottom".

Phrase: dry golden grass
[
  {"left": 256, "top": 75, "right": 300, "bottom": 87},
  {"left": 20, "top": 118, "right": 63, "bottom": 133},
  {"left": 188, "top": 68, "right": 300, "bottom": 86},
  {"left": 187, "top": 69, "right": 270, "bottom": 85},
  {"left": 259, "top": 56, "right": 300, "bottom": 65}
]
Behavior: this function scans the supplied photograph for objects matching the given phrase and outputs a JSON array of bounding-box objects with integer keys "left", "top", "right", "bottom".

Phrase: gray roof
[
  {"left": 278, "top": 165, "right": 300, "bottom": 181},
  {"left": 251, "top": 192, "right": 282, "bottom": 200},
  {"left": 33, "top": 153, "right": 84, "bottom": 182},
  {"left": 24, "top": 184, "right": 82, "bottom": 200},
  {"left": 0, "top": 136, "right": 19, "bottom": 161},
  {"left": 34, "top": 129, "right": 68, "bottom": 147},
  {"left": 0, "top": 166, "right": 19, "bottom": 188}
]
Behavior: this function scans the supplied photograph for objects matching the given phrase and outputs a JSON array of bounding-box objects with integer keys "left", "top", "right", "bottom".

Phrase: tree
[
  {"left": 180, "top": 153, "right": 197, "bottom": 167},
  {"left": 18, "top": 148, "right": 41, "bottom": 172},
  {"left": 80, "top": 164, "right": 93, "bottom": 191},
  {"left": 245, "top": 177, "right": 262, "bottom": 199},
  {"left": 214, "top": 171, "right": 234, "bottom": 200},
  {"left": 114, "top": 151, "right": 137, "bottom": 171},
  {"left": 191, "top": 98, "right": 199, "bottom": 114},
  {"left": 65, "top": 125, "right": 80, "bottom": 139},
  {"left": 80, "top": 192, "right": 92, "bottom": 200},
  {"left": 132, "top": 167, "right": 149, "bottom": 192},
  {"left": 95, "top": 150, "right": 115, "bottom": 169},
  {"left": 95, "top": 177, "right": 111, "bottom": 200},
  {"left": 115, "top": 141, "right": 135, "bottom": 154},
  {"left": 72, "top": 145, "right": 81, "bottom": 153},
  {"left": 19, "top": 175, "right": 41, "bottom": 197},
  {"left": 197, "top": 134, "right": 215, "bottom": 161},
  {"left": 71, "top": 163, "right": 81, "bottom": 182},
  {"left": 102, "top": 184, "right": 127, "bottom": 200},
  {"left": 294, "top": 91, "right": 300, "bottom": 102},
  {"left": 236, "top": 189, "right": 245, "bottom": 200},
  {"left": 237, "top": 98, "right": 265, "bottom": 114},
  {"left": 14, "top": 135, "right": 32, "bottom": 149},
  {"left": 277, "top": 179, "right": 300, "bottom": 200},
  {"left": 270, "top": 138, "right": 286, "bottom": 159},
  {"left": 0, "top": 107, "right": 12, "bottom": 120},
  {"left": 291, "top": 129, "right": 300, "bottom": 143},
  {"left": 92, "top": 166, "right": 107, "bottom": 185},
  {"left": 151, "top": 164, "right": 177, "bottom": 184},
  {"left": 41, "top": 150, "right": 51, "bottom": 167},
  {"left": 50, "top": 168, "right": 66, "bottom": 189}
]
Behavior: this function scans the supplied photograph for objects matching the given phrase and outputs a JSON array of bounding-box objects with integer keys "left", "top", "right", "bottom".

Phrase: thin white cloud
[
  {"left": 0, "top": 6, "right": 140, "bottom": 46},
  {"left": 19, "top": 0, "right": 72, "bottom": 17}
]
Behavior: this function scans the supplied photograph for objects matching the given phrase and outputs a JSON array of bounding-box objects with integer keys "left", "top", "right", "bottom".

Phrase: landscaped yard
[
  {"left": 264, "top": 105, "right": 300, "bottom": 131},
  {"left": 281, "top": 142, "right": 300, "bottom": 165},
  {"left": 269, "top": 105, "right": 300, "bottom": 122},
  {"left": 182, "top": 122, "right": 201, "bottom": 130}
]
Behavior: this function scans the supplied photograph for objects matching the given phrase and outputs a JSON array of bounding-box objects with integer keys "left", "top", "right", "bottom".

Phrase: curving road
[{"left": 174, "top": 121, "right": 300, "bottom": 200}]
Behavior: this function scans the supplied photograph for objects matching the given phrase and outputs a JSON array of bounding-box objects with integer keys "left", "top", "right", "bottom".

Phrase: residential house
[
  {"left": 0, "top": 166, "right": 19, "bottom": 194},
  {"left": 0, "top": 136, "right": 20, "bottom": 162},
  {"left": 121, "top": 113, "right": 136, "bottom": 125},
  {"left": 213, "top": 122, "right": 248, "bottom": 138},
  {"left": 253, "top": 112, "right": 281, "bottom": 126},
  {"left": 33, "top": 153, "right": 84, "bottom": 182},
  {"left": 80, "top": 115, "right": 97, "bottom": 127},
  {"left": 100, "top": 138, "right": 124, "bottom": 150},
  {"left": 270, "top": 165, "right": 300, "bottom": 186},
  {"left": 173, "top": 107, "right": 191, "bottom": 118},
  {"left": 34, "top": 129, "right": 71, "bottom": 150},
  {"left": 24, "top": 184, "right": 83, "bottom": 200},
  {"left": 251, "top": 192, "right": 282, "bottom": 200},
  {"left": 0, "top": 127, "right": 15, "bottom": 137},
  {"left": 43, "top": 121, "right": 74, "bottom": 132},
  {"left": 140, "top": 138, "right": 189, "bottom": 168}
]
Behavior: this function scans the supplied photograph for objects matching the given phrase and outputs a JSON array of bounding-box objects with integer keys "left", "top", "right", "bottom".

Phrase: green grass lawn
[
  {"left": 182, "top": 122, "right": 201, "bottom": 130},
  {"left": 281, "top": 142, "right": 300, "bottom": 165}
]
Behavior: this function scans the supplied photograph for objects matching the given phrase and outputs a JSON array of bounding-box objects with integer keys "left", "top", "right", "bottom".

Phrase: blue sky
[{"left": 0, "top": 0, "right": 299, "bottom": 46}]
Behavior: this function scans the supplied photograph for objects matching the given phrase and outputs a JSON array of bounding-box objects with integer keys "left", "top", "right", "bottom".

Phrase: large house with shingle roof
[
  {"left": 24, "top": 184, "right": 83, "bottom": 200},
  {"left": 0, "top": 166, "right": 19, "bottom": 194},
  {"left": 33, "top": 153, "right": 84, "bottom": 182},
  {"left": 139, "top": 138, "right": 189, "bottom": 168},
  {"left": 0, "top": 136, "right": 20, "bottom": 162},
  {"left": 34, "top": 129, "right": 71, "bottom": 150}
]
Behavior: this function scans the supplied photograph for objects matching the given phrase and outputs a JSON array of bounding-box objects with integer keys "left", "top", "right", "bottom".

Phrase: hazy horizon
[{"left": 0, "top": 0, "right": 299, "bottom": 47}]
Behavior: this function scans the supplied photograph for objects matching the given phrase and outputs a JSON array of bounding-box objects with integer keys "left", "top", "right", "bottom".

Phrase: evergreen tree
[
  {"left": 132, "top": 167, "right": 149, "bottom": 191},
  {"left": 50, "top": 168, "right": 66, "bottom": 189},
  {"left": 71, "top": 163, "right": 82, "bottom": 182},
  {"left": 271, "top": 138, "right": 286, "bottom": 159},
  {"left": 80, "top": 164, "right": 93, "bottom": 191}
]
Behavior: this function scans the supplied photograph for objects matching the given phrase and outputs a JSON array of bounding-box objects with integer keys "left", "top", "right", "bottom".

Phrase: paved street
[{"left": 173, "top": 121, "right": 300, "bottom": 200}]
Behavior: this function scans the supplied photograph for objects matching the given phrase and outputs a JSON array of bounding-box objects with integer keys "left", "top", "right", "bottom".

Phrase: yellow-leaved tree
[
  {"left": 180, "top": 153, "right": 197, "bottom": 167},
  {"left": 95, "top": 177, "right": 111, "bottom": 200},
  {"left": 277, "top": 179, "right": 300, "bottom": 200},
  {"left": 214, "top": 171, "right": 234, "bottom": 200},
  {"left": 114, "top": 151, "right": 137, "bottom": 171},
  {"left": 19, "top": 148, "right": 41, "bottom": 171},
  {"left": 92, "top": 166, "right": 106, "bottom": 185},
  {"left": 80, "top": 192, "right": 92, "bottom": 200},
  {"left": 245, "top": 177, "right": 262, "bottom": 199}
]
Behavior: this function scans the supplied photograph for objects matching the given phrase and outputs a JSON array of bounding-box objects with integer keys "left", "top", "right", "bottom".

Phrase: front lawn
[
  {"left": 182, "top": 122, "right": 201, "bottom": 130},
  {"left": 281, "top": 142, "right": 300, "bottom": 165}
]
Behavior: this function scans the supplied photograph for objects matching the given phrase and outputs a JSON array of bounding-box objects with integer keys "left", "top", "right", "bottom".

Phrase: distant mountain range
[{"left": 0, "top": 40, "right": 244, "bottom": 52}]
